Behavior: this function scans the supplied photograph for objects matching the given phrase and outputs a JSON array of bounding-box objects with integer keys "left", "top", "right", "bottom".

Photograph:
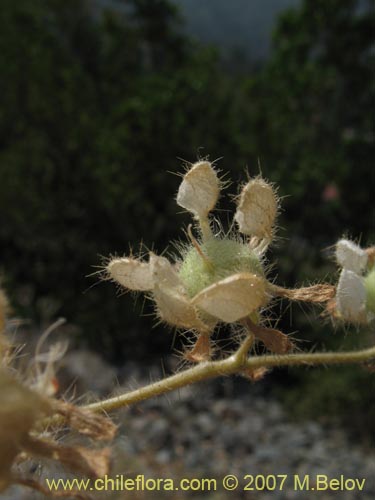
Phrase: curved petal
[
  {"left": 150, "top": 254, "right": 210, "bottom": 331},
  {"left": 176, "top": 161, "right": 220, "bottom": 218},
  {"left": 107, "top": 258, "right": 153, "bottom": 291},
  {"left": 153, "top": 285, "right": 209, "bottom": 331},
  {"left": 234, "top": 178, "right": 278, "bottom": 239},
  {"left": 336, "top": 269, "right": 367, "bottom": 322},
  {"left": 192, "top": 273, "right": 266, "bottom": 323},
  {"left": 335, "top": 239, "right": 368, "bottom": 273},
  {"left": 150, "top": 253, "right": 182, "bottom": 291}
]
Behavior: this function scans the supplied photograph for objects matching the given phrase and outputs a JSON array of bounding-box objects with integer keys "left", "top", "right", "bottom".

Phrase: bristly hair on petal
[
  {"left": 234, "top": 176, "right": 279, "bottom": 243},
  {"left": 176, "top": 160, "right": 221, "bottom": 219},
  {"left": 106, "top": 257, "right": 154, "bottom": 291}
]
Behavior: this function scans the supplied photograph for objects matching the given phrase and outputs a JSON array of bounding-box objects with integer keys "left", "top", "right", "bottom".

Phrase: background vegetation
[{"left": 0, "top": 0, "right": 373, "bottom": 435}]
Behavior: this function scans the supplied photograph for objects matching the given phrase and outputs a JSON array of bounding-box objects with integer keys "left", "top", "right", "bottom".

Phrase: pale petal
[
  {"left": 234, "top": 178, "right": 278, "bottom": 239},
  {"left": 153, "top": 285, "right": 208, "bottom": 331},
  {"left": 107, "top": 258, "right": 153, "bottom": 291},
  {"left": 336, "top": 269, "right": 367, "bottom": 322},
  {"left": 176, "top": 161, "right": 219, "bottom": 217},
  {"left": 335, "top": 239, "right": 368, "bottom": 273},
  {"left": 192, "top": 273, "right": 266, "bottom": 323},
  {"left": 150, "top": 253, "right": 182, "bottom": 291},
  {"left": 150, "top": 254, "right": 209, "bottom": 330}
]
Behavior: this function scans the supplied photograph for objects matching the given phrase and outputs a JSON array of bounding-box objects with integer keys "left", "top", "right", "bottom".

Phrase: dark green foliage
[
  {"left": 242, "top": 0, "right": 374, "bottom": 248},
  {"left": 0, "top": 0, "right": 373, "bottom": 436},
  {"left": 0, "top": 0, "right": 373, "bottom": 370},
  {"left": 282, "top": 364, "right": 375, "bottom": 441},
  {"left": 248, "top": 0, "right": 374, "bottom": 346},
  {"left": 0, "top": 0, "right": 251, "bottom": 360},
  {"left": 246, "top": 0, "right": 374, "bottom": 436}
]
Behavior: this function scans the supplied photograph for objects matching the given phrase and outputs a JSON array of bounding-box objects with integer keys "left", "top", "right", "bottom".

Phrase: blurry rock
[{"left": 58, "top": 349, "right": 117, "bottom": 397}]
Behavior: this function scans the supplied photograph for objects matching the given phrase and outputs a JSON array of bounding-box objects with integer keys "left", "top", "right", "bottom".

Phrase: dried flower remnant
[
  {"left": 0, "top": 373, "right": 116, "bottom": 499},
  {"left": 16, "top": 161, "right": 371, "bottom": 462},
  {"left": 100, "top": 159, "right": 375, "bottom": 410},
  {"left": 0, "top": 161, "right": 374, "bottom": 499},
  {"left": 106, "top": 161, "right": 322, "bottom": 362},
  {"left": 0, "top": 286, "right": 116, "bottom": 499},
  {"left": 0, "top": 370, "right": 51, "bottom": 492}
]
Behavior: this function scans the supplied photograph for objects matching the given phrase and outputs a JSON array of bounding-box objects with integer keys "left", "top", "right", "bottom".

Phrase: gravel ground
[
  {"left": 2, "top": 353, "right": 374, "bottom": 500},
  {"left": 110, "top": 368, "right": 375, "bottom": 500}
]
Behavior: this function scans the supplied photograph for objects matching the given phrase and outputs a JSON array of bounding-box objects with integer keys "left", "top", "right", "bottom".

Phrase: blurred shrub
[
  {"left": 0, "top": 0, "right": 255, "bottom": 360},
  {"left": 245, "top": 0, "right": 374, "bottom": 436},
  {"left": 242, "top": 0, "right": 374, "bottom": 249},
  {"left": 282, "top": 364, "right": 375, "bottom": 441},
  {"left": 0, "top": 0, "right": 373, "bottom": 372}
]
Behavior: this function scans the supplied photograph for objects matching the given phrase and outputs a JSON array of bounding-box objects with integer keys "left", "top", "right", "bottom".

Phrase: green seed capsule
[{"left": 179, "top": 237, "right": 264, "bottom": 298}]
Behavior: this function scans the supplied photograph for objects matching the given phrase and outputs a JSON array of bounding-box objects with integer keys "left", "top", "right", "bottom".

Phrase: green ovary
[
  {"left": 364, "top": 268, "right": 375, "bottom": 315},
  {"left": 178, "top": 237, "right": 264, "bottom": 298}
]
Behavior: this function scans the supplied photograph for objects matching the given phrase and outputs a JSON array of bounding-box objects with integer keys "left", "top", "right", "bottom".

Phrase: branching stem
[{"left": 80, "top": 344, "right": 375, "bottom": 415}]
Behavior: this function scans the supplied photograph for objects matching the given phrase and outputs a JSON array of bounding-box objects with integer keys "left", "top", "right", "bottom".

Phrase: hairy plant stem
[
  {"left": 81, "top": 344, "right": 375, "bottom": 415},
  {"left": 39, "top": 336, "right": 375, "bottom": 431}
]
